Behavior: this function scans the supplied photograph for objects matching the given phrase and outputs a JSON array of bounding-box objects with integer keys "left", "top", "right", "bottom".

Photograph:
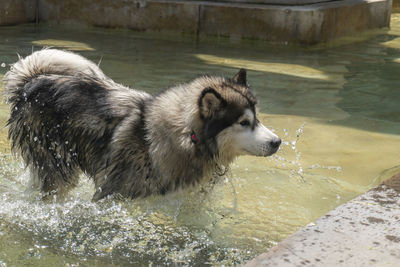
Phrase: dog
[{"left": 4, "top": 49, "right": 281, "bottom": 200}]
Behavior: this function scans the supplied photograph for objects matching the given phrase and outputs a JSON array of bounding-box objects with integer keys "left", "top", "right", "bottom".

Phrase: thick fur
[{"left": 4, "top": 49, "right": 280, "bottom": 200}]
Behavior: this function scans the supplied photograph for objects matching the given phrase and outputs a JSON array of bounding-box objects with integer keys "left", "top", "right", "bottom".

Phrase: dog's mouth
[
  {"left": 258, "top": 149, "right": 279, "bottom": 157},
  {"left": 242, "top": 145, "right": 280, "bottom": 157},
  {"left": 266, "top": 146, "right": 280, "bottom": 156}
]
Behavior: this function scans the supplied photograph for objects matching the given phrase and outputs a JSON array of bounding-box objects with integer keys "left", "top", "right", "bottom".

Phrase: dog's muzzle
[{"left": 268, "top": 137, "right": 281, "bottom": 155}]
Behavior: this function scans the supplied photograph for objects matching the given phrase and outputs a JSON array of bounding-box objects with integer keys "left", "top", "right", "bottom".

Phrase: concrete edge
[
  {"left": 245, "top": 172, "right": 400, "bottom": 266},
  {"left": 37, "top": 0, "right": 392, "bottom": 45}
]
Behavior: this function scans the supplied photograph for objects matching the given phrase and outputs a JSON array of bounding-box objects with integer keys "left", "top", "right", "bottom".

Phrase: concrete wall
[
  {"left": 0, "top": 0, "right": 393, "bottom": 44},
  {"left": 37, "top": 0, "right": 392, "bottom": 45},
  {"left": 0, "top": 0, "right": 36, "bottom": 26}
]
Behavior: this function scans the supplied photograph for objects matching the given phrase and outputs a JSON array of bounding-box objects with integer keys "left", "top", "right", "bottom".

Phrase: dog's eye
[{"left": 239, "top": 120, "right": 251, "bottom": 127}]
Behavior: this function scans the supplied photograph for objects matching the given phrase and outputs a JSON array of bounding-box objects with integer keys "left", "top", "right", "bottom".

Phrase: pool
[{"left": 0, "top": 15, "right": 400, "bottom": 265}]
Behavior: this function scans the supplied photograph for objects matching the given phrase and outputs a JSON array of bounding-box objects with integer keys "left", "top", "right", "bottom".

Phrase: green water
[{"left": 0, "top": 16, "right": 400, "bottom": 265}]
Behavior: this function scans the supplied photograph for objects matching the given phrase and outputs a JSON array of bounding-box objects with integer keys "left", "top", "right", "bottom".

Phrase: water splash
[
  {"left": 309, "top": 164, "right": 342, "bottom": 172},
  {"left": 0, "top": 166, "right": 258, "bottom": 265},
  {"left": 271, "top": 123, "right": 307, "bottom": 181},
  {"left": 271, "top": 123, "right": 342, "bottom": 182}
]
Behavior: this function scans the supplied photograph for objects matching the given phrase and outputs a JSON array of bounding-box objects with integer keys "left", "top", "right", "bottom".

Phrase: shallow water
[{"left": 0, "top": 15, "right": 400, "bottom": 265}]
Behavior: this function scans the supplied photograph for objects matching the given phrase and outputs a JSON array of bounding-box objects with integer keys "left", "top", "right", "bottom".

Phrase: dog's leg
[{"left": 30, "top": 164, "right": 80, "bottom": 200}]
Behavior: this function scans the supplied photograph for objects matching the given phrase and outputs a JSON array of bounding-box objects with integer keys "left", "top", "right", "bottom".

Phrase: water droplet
[
  {"left": 33, "top": 137, "right": 38, "bottom": 142},
  {"left": 1, "top": 63, "right": 6, "bottom": 67},
  {"left": 298, "top": 167, "right": 303, "bottom": 175}
]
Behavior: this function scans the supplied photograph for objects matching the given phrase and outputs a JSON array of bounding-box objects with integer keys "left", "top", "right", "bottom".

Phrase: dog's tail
[{"left": 3, "top": 49, "right": 107, "bottom": 100}]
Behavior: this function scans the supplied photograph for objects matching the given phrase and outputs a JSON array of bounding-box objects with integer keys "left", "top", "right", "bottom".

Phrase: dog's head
[{"left": 196, "top": 69, "right": 281, "bottom": 161}]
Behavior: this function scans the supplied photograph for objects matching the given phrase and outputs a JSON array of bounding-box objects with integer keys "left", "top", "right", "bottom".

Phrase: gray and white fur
[{"left": 4, "top": 49, "right": 281, "bottom": 200}]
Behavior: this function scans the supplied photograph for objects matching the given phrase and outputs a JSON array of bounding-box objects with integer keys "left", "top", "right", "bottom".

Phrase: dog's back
[
  {"left": 4, "top": 49, "right": 150, "bottom": 197},
  {"left": 4, "top": 49, "right": 107, "bottom": 96}
]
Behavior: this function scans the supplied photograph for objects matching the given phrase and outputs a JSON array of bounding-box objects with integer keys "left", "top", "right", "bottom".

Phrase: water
[{"left": 0, "top": 15, "right": 400, "bottom": 265}]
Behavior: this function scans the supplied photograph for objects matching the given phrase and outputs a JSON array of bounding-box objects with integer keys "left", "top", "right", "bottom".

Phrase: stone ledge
[
  {"left": 245, "top": 173, "right": 400, "bottom": 266},
  {"left": 37, "top": 0, "right": 392, "bottom": 45}
]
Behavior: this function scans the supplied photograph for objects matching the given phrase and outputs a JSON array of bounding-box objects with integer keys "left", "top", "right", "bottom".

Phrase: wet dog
[{"left": 4, "top": 49, "right": 280, "bottom": 200}]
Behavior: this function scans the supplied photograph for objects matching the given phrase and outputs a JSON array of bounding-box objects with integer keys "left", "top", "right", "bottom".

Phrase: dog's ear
[
  {"left": 232, "top": 68, "right": 247, "bottom": 86},
  {"left": 199, "top": 87, "right": 226, "bottom": 119}
]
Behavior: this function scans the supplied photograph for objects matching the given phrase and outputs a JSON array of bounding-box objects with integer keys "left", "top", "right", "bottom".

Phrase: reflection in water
[
  {"left": 382, "top": 37, "right": 400, "bottom": 50},
  {"left": 196, "top": 54, "right": 332, "bottom": 80},
  {"left": 31, "top": 39, "right": 95, "bottom": 51},
  {"left": 0, "top": 15, "right": 400, "bottom": 265}
]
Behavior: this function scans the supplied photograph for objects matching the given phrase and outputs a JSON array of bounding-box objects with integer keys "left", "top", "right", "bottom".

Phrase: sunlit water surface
[{"left": 1, "top": 15, "right": 400, "bottom": 265}]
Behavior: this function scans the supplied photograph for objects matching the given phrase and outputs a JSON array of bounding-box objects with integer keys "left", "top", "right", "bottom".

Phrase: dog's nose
[{"left": 270, "top": 138, "right": 281, "bottom": 149}]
